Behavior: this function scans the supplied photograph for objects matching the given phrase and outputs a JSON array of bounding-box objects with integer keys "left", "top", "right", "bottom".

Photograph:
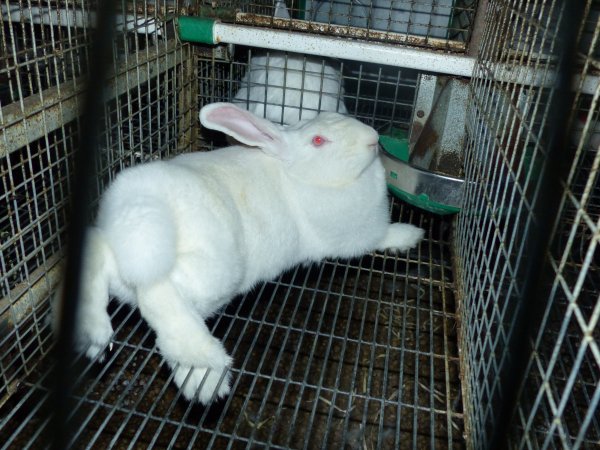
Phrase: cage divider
[{"left": 51, "top": 0, "right": 117, "bottom": 448}]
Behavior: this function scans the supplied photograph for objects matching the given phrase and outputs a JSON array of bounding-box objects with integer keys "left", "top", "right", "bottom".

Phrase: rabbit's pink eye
[{"left": 312, "top": 135, "right": 326, "bottom": 147}]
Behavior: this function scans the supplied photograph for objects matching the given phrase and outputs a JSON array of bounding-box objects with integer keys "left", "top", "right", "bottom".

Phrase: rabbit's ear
[{"left": 200, "top": 103, "right": 285, "bottom": 157}]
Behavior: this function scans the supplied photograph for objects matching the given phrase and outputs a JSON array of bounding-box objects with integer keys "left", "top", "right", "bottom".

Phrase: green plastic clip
[{"left": 177, "top": 16, "right": 216, "bottom": 44}]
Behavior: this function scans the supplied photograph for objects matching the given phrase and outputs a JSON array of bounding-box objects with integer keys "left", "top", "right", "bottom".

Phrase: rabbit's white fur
[
  {"left": 74, "top": 103, "right": 424, "bottom": 404},
  {"left": 233, "top": 0, "right": 346, "bottom": 125},
  {"left": 233, "top": 53, "right": 348, "bottom": 125}
]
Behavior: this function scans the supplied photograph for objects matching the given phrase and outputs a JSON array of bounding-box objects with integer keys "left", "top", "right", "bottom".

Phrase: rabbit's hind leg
[
  {"left": 137, "top": 279, "right": 232, "bottom": 403},
  {"left": 74, "top": 227, "right": 116, "bottom": 361}
]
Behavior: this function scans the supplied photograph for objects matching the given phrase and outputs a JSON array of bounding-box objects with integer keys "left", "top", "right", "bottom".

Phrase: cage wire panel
[
  {"left": 200, "top": 46, "right": 419, "bottom": 129},
  {"left": 1, "top": 0, "right": 194, "bottom": 439},
  {"left": 2, "top": 0, "right": 598, "bottom": 448},
  {"left": 0, "top": 2, "right": 469, "bottom": 449},
  {"left": 227, "top": 0, "right": 479, "bottom": 49},
  {"left": 456, "top": 1, "right": 600, "bottom": 449},
  {"left": 2, "top": 202, "right": 463, "bottom": 449}
]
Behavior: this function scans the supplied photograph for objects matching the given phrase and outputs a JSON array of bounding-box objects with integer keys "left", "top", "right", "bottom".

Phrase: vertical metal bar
[
  {"left": 440, "top": 228, "right": 457, "bottom": 447},
  {"left": 75, "top": 324, "right": 155, "bottom": 448},
  {"left": 67, "top": 306, "right": 147, "bottom": 445},
  {"left": 342, "top": 255, "right": 377, "bottom": 448},
  {"left": 467, "top": 0, "right": 489, "bottom": 56},
  {"left": 411, "top": 217, "right": 422, "bottom": 448},
  {"left": 395, "top": 201, "right": 412, "bottom": 447},
  {"left": 333, "top": 258, "right": 368, "bottom": 447},
  {"left": 52, "top": 0, "right": 116, "bottom": 447},
  {"left": 241, "top": 283, "right": 309, "bottom": 447},
  {"left": 427, "top": 222, "right": 435, "bottom": 449},
  {"left": 297, "top": 262, "right": 349, "bottom": 450}
]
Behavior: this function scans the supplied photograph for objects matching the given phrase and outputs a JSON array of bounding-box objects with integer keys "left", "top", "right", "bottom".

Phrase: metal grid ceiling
[
  {"left": 456, "top": 1, "right": 600, "bottom": 448},
  {"left": 219, "top": 0, "right": 479, "bottom": 50},
  {"left": 1, "top": 0, "right": 195, "bottom": 410}
]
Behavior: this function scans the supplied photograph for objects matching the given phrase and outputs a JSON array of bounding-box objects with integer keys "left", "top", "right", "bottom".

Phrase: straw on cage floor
[{"left": 0, "top": 201, "right": 463, "bottom": 449}]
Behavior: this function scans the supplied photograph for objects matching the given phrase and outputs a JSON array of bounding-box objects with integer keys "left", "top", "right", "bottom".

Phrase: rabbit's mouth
[{"left": 368, "top": 143, "right": 380, "bottom": 153}]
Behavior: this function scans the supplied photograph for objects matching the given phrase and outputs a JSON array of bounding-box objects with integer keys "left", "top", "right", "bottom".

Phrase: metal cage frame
[{"left": 1, "top": 0, "right": 599, "bottom": 448}]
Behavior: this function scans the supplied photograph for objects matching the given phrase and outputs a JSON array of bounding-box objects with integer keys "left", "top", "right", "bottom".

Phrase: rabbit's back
[
  {"left": 97, "top": 150, "right": 307, "bottom": 297},
  {"left": 172, "top": 149, "right": 306, "bottom": 288}
]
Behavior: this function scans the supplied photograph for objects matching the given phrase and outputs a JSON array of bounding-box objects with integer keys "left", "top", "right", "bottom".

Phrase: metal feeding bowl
[{"left": 379, "top": 134, "right": 465, "bottom": 215}]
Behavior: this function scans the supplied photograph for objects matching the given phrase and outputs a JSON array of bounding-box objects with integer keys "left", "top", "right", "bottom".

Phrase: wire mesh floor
[{"left": 0, "top": 202, "right": 464, "bottom": 449}]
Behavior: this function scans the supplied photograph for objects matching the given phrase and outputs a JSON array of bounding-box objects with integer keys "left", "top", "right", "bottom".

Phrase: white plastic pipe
[
  {"left": 212, "top": 22, "right": 598, "bottom": 95},
  {"left": 213, "top": 22, "right": 476, "bottom": 77}
]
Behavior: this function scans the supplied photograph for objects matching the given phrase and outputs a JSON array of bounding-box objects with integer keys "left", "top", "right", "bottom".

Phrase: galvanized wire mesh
[
  {"left": 229, "top": 0, "right": 479, "bottom": 50},
  {"left": 3, "top": 0, "right": 598, "bottom": 447},
  {"left": 1, "top": 2, "right": 466, "bottom": 443},
  {"left": 456, "top": 1, "right": 600, "bottom": 448},
  {"left": 1, "top": 0, "right": 194, "bottom": 416},
  {"left": 198, "top": 47, "right": 418, "bottom": 131}
]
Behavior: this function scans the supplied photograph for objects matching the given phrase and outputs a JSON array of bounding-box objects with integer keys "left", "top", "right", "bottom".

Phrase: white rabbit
[
  {"left": 232, "top": 1, "right": 346, "bottom": 124},
  {"left": 232, "top": 0, "right": 347, "bottom": 125},
  {"left": 233, "top": 52, "right": 348, "bottom": 125},
  {"left": 72, "top": 103, "right": 424, "bottom": 404}
]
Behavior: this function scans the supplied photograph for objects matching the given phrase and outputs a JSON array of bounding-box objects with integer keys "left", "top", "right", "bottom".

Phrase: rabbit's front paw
[
  {"left": 173, "top": 364, "right": 232, "bottom": 404},
  {"left": 379, "top": 223, "right": 425, "bottom": 253}
]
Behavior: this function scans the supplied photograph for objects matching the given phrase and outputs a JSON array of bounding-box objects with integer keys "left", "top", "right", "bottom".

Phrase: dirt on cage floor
[{"left": 0, "top": 204, "right": 465, "bottom": 449}]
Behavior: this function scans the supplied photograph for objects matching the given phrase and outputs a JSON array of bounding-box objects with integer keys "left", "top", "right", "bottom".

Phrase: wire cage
[
  {"left": 456, "top": 1, "right": 600, "bottom": 448},
  {"left": 226, "top": 0, "right": 480, "bottom": 50},
  {"left": 200, "top": 47, "right": 418, "bottom": 128},
  {"left": 0, "top": 0, "right": 599, "bottom": 449}
]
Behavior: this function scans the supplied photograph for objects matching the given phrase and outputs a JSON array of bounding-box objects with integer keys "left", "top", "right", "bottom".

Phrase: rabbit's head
[{"left": 200, "top": 103, "right": 380, "bottom": 186}]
